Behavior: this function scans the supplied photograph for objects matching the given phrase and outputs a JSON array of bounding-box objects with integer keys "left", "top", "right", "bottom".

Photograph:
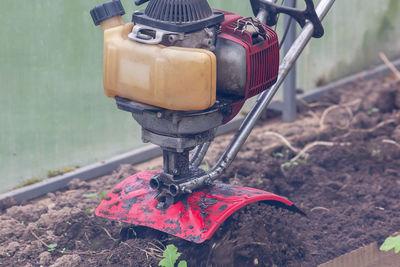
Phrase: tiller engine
[{"left": 90, "top": 0, "right": 334, "bottom": 243}]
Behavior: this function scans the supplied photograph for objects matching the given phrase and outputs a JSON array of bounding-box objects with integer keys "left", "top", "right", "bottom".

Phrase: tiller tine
[{"left": 95, "top": 170, "right": 304, "bottom": 243}]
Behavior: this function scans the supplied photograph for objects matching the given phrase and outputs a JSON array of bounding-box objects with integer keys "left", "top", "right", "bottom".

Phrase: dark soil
[{"left": 1, "top": 74, "right": 400, "bottom": 267}]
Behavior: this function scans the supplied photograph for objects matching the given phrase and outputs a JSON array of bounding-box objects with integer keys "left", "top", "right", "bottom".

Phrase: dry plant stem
[
  {"left": 236, "top": 242, "right": 271, "bottom": 248},
  {"left": 102, "top": 227, "right": 118, "bottom": 242},
  {"left": 307, "top": 110, "right": 321, "bottom": 121},
  {"left": 310, "top": 206, "right": 330, "bottom": 212},
  {"left": 31, "top": 231, "right": 52, "bottom": 249},
  {"left": 121, "top": 241, "right": 163, "bottom": 259},
  {"left": 379, "top": 52, "right": 400, "bottom": 80},
  {"left": 264, "top": 131, "right": 300, "bottom": 153},
  {"left": 290, "top": 141, "right": 333, "bottom": 162},
  {"left": 75, "top": 249, "right": 111, "bottom": 255},
  {"left": 290, "top": 141, "right": 351, "bottom": 162},
  {"left": 333, "top": 119, "right": 397, "bottom": 141},
  {"left": 382, "top": 139, "right": 400, "bottom": 149},
  {"left": 350, "top": 119, "right": 395, "bottom": 133},
  {"left": 319, "top": 99, "right": 361, "bottom": 131},
  {"left": 298, "top": 97, "right": 327, "bottom": 108}
]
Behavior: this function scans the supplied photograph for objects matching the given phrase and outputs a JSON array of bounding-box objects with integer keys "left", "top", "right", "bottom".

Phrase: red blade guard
[{"left": 95, "top": 170, "right": 303, "bottom": 243}]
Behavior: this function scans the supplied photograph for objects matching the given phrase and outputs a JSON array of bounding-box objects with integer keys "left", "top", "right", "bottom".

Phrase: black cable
[
  {"left": 279, "top": 0, "right": 297, "bottom": 50},
  {"left": 279, "top": 16, "right": 293, "bottom": 49},
  {"left": 274, "top": 0, "right": 286, "bottom": 32}
]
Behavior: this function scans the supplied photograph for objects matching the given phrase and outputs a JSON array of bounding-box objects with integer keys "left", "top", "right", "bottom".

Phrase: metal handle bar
[
  {"left": 178, "top": 0, "right": 335, "bottom": 194},
  {"left": 135, "top": 0, "right": 149, "bottom": 5},
  {"left": 251, "top": 0, "right": 325, "bottom": 38}
]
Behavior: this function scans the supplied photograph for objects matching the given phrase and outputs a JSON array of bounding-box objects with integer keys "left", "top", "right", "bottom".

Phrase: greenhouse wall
[{"left": 1, "top": 0, "right": 399, "bottom": 191}]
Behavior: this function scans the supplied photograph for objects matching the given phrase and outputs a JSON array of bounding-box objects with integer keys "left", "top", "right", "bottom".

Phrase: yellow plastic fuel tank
[{"left": 100, "top": 17, "right": 216, "bottom": 111}]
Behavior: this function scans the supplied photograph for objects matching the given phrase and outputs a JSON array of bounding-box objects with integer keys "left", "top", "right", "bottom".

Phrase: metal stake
[{"left": 283, "top": 0, "right": 297, "bottom": 122}]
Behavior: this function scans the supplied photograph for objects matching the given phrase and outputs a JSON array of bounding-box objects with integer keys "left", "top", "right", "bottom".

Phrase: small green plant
[
  {"left": 159, "top": 244, "right": 187, "bottom": 267},
  {"left": 199, "top": 162, "right": 210, "bottom": 172},
  {"left": 84, "top": 209, "right": 91, "bottom": 215},
  {"left": 371, "top": 149, "right": 381, "bottom": 156},
  {"left": 99, "top": 191, "right": 108, "bottom": 200},
  {"left": 82, "top": 193, "right": 98, "bottom": 199},
  {"left": 380, "top": 234, "right": 400, "bottom": 254},
  {"left": 61, "top": 248, "right": 67, "bottom": 254},
  {"left": 48, "top": 243, "right": 57, "bottom": 252},
  {"left": 66, "top": 221, "right": 72, "bottom": 225},
  {"left": 281, "top": 161, "right": 298, "bottom": 168},
  {"left": 281, "top": 157, "right": 307, "bottom": 169},
  {"left": 82, "top": 190, "right": 109, "bottom": 200},
  {"left": 367, "top": 107, "right": 380, "bottom": 115},
  {"left": 271, "top": 152, "right": 284, "bottom": 158}
]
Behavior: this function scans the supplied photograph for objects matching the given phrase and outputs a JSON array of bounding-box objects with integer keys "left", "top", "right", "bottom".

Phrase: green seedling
[
  {"left": 199, "top": 162, "right": 210, "bottom": 171},
  {"left": 272, "top": 152, "right": 284, "bottom": 158},
  {"left": 82, "top": 190, "right": 109, "bottom": 200},
  {"left": 371, "top": 149, "right": 381, "bottom": 156},
  {"left": 84, "top": 209, "right": 91, "bottom": 215},
  {"left": 281, "top": 161, "right": 298, "bottom": 168},
  {"left": 66, "top": 221, "right": 72, "bottom": 225},
  {"left": 82, "top": 193, "right": 98, "bottom": 199},
  {"left": 367, "top": 107, "right": 380, "bottom": 115},
  {"left": 159, "top": 244, "right": 187, "bottom": 267},
  {"left": 61, "top": 248, "right": 67, "bottom": 254},
  {"left": 99, "top": 191, "right": 108, "bottom": 200},
  {"left": 380, "top": 234, "right": 400, "bottom": 254},
  {"left": 48, "top": 243, "right": 57, "bottom": 252},
  {"left": 281, "top": 157, "right": 307, "bottom": 169}
]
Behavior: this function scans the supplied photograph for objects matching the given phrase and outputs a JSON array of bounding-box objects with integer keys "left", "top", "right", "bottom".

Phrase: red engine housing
[{"left": 217, "top": 11, "right": 279, "bottom": 123}]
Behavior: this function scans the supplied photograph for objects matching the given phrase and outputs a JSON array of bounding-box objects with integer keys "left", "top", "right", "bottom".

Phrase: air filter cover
[{"left": 132, "top": 0, "right": 224, "bottom": 33}]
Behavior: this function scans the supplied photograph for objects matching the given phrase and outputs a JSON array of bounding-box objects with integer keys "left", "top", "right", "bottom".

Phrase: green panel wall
[
  {"left": 296, "top": 0, "right": 400, "bottom": 90},
  {"left": 0, "top": 0, "right": 143, "bottom": 192},
  {"left": 1, "top": 0, "right": 399, "bottom": 192}
]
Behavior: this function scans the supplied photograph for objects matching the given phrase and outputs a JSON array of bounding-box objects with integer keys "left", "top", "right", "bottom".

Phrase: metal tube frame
[
  {"left": 189, "top": 141, "right": 211, "bottom": 168},
  {"left": 179, "top": 0, "right": 336, "bottom": 194}
]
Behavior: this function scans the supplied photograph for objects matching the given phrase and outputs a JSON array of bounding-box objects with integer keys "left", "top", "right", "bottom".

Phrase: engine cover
[
  {"left": 93, "top": 3, "right": 279, "bottom": 114},
  {"left": 216, "top": 11, "right": 279, "bottom": 122}
]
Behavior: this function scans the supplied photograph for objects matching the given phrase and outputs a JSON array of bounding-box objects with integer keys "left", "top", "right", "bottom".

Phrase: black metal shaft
[{"left": 163, "top": 150, "right": 190, "bottom": 178}]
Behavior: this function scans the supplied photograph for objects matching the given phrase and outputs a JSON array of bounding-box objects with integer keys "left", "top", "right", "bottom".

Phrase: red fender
[{"left": 95, "top": 170, "right": 304, "bottom": 243}]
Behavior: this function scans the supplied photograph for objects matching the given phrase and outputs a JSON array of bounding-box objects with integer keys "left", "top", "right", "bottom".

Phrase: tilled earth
[{"left": 1, "top": 74, "right": 400, "bottom": 266}]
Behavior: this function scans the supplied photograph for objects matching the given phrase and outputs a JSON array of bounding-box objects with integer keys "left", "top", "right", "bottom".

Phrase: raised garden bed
[{"left": 1, "top": 73, "right": 400, "bottom": 266}]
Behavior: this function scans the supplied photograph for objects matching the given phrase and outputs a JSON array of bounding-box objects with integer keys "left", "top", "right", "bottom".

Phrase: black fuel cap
[{"left": 90, "top": 0, "right": 125, "bottom": 26}]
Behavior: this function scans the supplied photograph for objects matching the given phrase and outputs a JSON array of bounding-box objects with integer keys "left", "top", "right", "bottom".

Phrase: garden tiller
[{"left": 90, "top": 0, "right": 335, "bottom": 243}]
